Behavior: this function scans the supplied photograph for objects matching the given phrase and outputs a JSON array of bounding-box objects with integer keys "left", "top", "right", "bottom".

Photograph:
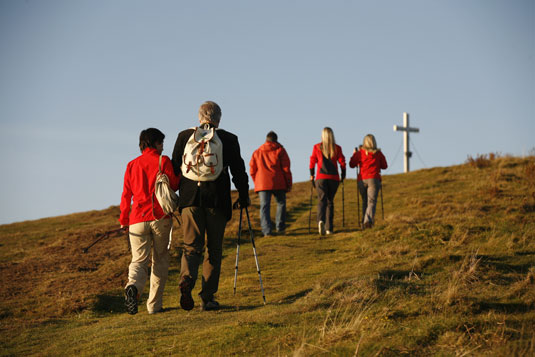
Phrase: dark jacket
[{"left": 172, "top": 124, "right": 249, "bottom": 221}]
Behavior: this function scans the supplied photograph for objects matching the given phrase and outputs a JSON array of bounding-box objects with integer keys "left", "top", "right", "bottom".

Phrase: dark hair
[
  {"left": 139, "top": 128, "right": 165, "bottom": 152},
  {"left": 266, "top": 131, "right": 278, "bottom": 142}
]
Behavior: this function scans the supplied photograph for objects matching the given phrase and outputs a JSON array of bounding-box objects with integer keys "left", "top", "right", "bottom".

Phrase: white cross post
[{"left": 393, "top": 112, "right": 420, "bottom": 173}]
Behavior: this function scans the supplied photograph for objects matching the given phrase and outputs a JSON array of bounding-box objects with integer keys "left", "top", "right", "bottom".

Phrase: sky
[{"left": 0, "top": 0, "right": 533, "bottom": 225}]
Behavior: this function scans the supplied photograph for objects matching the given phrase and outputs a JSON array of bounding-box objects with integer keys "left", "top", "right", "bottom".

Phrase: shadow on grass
[
  {"left": 216, "top": 304, "right": 264, "bottom": 312},
  {"left": 472, "top": 301, "right": 533, "bottom": 314},
  {"left": 479, "top": 255, "right": 535, "bottom": 274},
  {"left": 286, "top": 201, "right": 313, "bottom": 226},
  {"left": 375, "top": 270, "right": 424, "bottom": 295},
  {"left": 280, "top": 288, "right": 313, "bottom": 304},
  {"left": 92, "top": 293, "right": 125, "bottom": 315}
]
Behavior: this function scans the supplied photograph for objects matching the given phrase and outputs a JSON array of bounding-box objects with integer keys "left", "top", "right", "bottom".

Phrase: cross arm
[{"left": 393, "top": 125, "right": 420, "bottom": 133}]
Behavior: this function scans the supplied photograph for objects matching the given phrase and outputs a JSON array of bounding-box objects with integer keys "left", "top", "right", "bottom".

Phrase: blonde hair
[
  {"left": 199, "top": 101, "right": 222, "bottom": 125},
  {"left": 320, "top": 127, "right": 336, "bottom": 159},
  {"left": 362, "top": 134, "right": 378, "bottom": 154}
]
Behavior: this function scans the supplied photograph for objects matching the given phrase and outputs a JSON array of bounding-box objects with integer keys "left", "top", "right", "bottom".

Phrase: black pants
[{"left": 316, "top": 179, "right": 339, "bottom": 232}]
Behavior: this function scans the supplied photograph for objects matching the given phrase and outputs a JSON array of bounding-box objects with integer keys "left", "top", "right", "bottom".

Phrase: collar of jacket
[
  {"left": 261, "top": 141, "right": 281, "bottom": 151},
  {"left": 142, "top": 147, "right": 160, "bottom": 156}
]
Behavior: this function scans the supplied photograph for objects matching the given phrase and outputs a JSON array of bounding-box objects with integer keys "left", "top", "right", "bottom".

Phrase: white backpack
[
  {"left": 154, "top": 155, "right": 179, "bottom": 216},
  {"left": 181, "top": 124, "right": 223, "bottom": 184}
]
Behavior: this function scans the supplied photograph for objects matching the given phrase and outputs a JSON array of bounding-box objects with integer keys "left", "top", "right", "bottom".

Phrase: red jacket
[
  {"left": 250, "top": 141, "right": 292, "bottom": 192},
  {"left": 119, "top": 148, "right": 180, "bottom": 226},
  {"left": 309, "top": 143, "right": 346, "bottom": 181},
  {"left": 349, "top": 148, "right": 388, "bottom": 181}
]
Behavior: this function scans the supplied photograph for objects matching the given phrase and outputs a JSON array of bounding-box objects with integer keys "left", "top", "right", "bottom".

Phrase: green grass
[{"left": 1, "top": 155, "right": 535, "bottom": 356}]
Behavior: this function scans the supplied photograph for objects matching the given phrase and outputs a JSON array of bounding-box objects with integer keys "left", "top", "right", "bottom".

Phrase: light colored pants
[
  {"left": 126, "top": 218, "right": 172, "bottom": 313},
  {"left": 358, "top": 178, "right": 381, "bottom": 225}
]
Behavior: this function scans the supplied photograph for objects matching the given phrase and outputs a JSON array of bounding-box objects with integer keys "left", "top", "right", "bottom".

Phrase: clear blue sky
[{"left": 1, "top": 0, "right": 533, "bottom": 224}]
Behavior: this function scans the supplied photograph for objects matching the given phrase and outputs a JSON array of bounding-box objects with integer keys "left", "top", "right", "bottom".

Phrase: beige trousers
[{"left": 126, "top": 218, "right": 172, "bottom": 313}]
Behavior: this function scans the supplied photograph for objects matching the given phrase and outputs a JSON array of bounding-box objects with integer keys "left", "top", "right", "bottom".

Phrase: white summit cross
[{"left": 393, "top": 112, "right": 420, "bottom": 173}]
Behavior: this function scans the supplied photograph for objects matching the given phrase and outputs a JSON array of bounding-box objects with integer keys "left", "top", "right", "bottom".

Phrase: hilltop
[{"left": 1, "top": 154, "right": 534, "bottom": 356}]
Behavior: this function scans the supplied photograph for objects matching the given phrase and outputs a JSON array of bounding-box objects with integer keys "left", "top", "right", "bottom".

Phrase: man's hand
[{"left": 233, "top": 195, "right": 250, "bottom": 210}]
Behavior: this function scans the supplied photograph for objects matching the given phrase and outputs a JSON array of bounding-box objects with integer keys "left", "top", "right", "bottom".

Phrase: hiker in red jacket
[
  {"left": 250, "top": 131, "right": 292, "bottom": 237},
  {"left": 349, "top": 134, "right": 387, "bottom": 229},
  {"left": 309, "top": 127, "right": 346, "bottom": 236},
  {"left": 119, "top": 128, "right": 180, "bottom": 315}
]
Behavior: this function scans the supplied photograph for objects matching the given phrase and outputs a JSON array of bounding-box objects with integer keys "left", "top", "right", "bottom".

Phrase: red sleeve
[
  {"left": 249, "top": 151, "right": 257, "bottom": 181},
  {"left": 280, "top": 147, "right": 292, "bottom": 189},
  {"left": 162, "top": 156, "right": 180, "bottom": 191},
  {"left": 309, "top": 145, "right": 319, "bottom": 170},
  {"left": 337, "top": 146, "right": 346, "bottom": 170},
  {"left": 119, "top": 162, "right": 133, "bottom": 226},
  {"left": 379, "top": 151, "right": 388, "bottom": 170},
  {"left": 349, "top": 151, "right": 360, "bottom": 168}
]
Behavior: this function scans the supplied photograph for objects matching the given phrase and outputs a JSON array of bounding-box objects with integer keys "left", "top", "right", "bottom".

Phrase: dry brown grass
[
  {"left": 1, "top": 154, "right": 534, "bottom": 356},
  {"left": 466, "top": 152, "right": 500, "bottom": 168}
]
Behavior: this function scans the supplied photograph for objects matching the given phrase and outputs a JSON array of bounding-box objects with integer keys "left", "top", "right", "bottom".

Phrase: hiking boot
[
  {"left": 125, "top": 285, "right": 138, "bottom": 315},
  {"left": 326, "top": 230, "right": 333, "bottom": 235},
  {"left": 179, "top": 278, "right": 194, "bottom": 311},
  {"left": 318, "top": 221, "right": 326, "bottom": 236},
  {"left": 363, "top": 221, "right": 373, "bottom": 229},
  {"left": 201, "top": 298, "right": 220, "bottom": 311},
  {"left": 148, "top": 308, "right": 165, "bottom": 315}
]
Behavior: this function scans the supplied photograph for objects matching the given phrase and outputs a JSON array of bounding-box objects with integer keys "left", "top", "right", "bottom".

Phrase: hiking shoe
[
  {"left": 318, "top": 221, "right": 326, "bottom": 236},
  {"left": 125, "top": 285, "right": 138, "bottom": 315},
  {"left": 363, "top": 221, "right": 373, "bottom": 229},
  {"left": 179, "top": 278, "right": 194, "bottom": 311},
  {"left": 326, "top": 230, "right": 333, "bottom": 235},
  {"left": 201, "top": 298, "right": 220, "bottom": 311}
]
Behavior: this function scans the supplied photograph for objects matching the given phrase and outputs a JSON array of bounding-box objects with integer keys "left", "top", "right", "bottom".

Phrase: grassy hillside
[{"left": 1, "top": 154, "right": 534, "bottom": 356}]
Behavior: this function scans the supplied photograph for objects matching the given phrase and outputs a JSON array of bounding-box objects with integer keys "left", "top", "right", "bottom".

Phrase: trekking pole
[
  {"left": 380, "top": 183, "right": 384, "bottom": 220},
  {"left": 82, "top": 227, "right": 126, "bottom": 253},
  {"left": 233, "top": 207, "right": 244, "bottom": 295},
  {"left": 308, "top": 180, "right": 315, "bottom": 234},
  {"left": 245, "top": 206, "right": 266, "bottom": 305},
  {"left": 356, "top": 168, "right": 361, "bottom": 229},
  {"left": 342, "top": 180, "right": 345, "bottom": 227}
]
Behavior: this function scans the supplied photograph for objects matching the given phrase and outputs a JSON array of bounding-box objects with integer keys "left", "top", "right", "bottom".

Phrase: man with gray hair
[{"left": 172, "top": 101, "right": 250, "bottom": 311}]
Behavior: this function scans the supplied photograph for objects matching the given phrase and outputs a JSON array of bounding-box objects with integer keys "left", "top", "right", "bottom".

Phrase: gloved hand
[
  {"left": 233, "top": 194, "right": 250, "bottom": 210},
  {"left": 341, "top": 169, "right": 346, "bottom": 182}
]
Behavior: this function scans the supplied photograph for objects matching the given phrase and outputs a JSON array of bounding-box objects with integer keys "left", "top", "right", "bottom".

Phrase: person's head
[
  {"left": 198, "top": 101, "right": 222, "bottom": 128},
  {"left": 266, "top": 131, "right": 278, "bottom": 143},
  {"left": 362, "top": 134, "right": 378, "bottom": 154},
  {"left": 139, "top": 128, "right": 165, "bottom": 154},
  {"left": 320, "top": 127, "right": 336, "bottom": 159}
]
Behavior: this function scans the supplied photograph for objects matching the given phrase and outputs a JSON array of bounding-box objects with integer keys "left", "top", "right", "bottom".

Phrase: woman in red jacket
[
  {"left": 309, "top": 127, "right": 346, "bottom": 236},
  {"left": 119, "top": 128, "right": 180, "bottom": 315},
  {"left": 349, "top": 134, "right": 387, "bottom": 229}
]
